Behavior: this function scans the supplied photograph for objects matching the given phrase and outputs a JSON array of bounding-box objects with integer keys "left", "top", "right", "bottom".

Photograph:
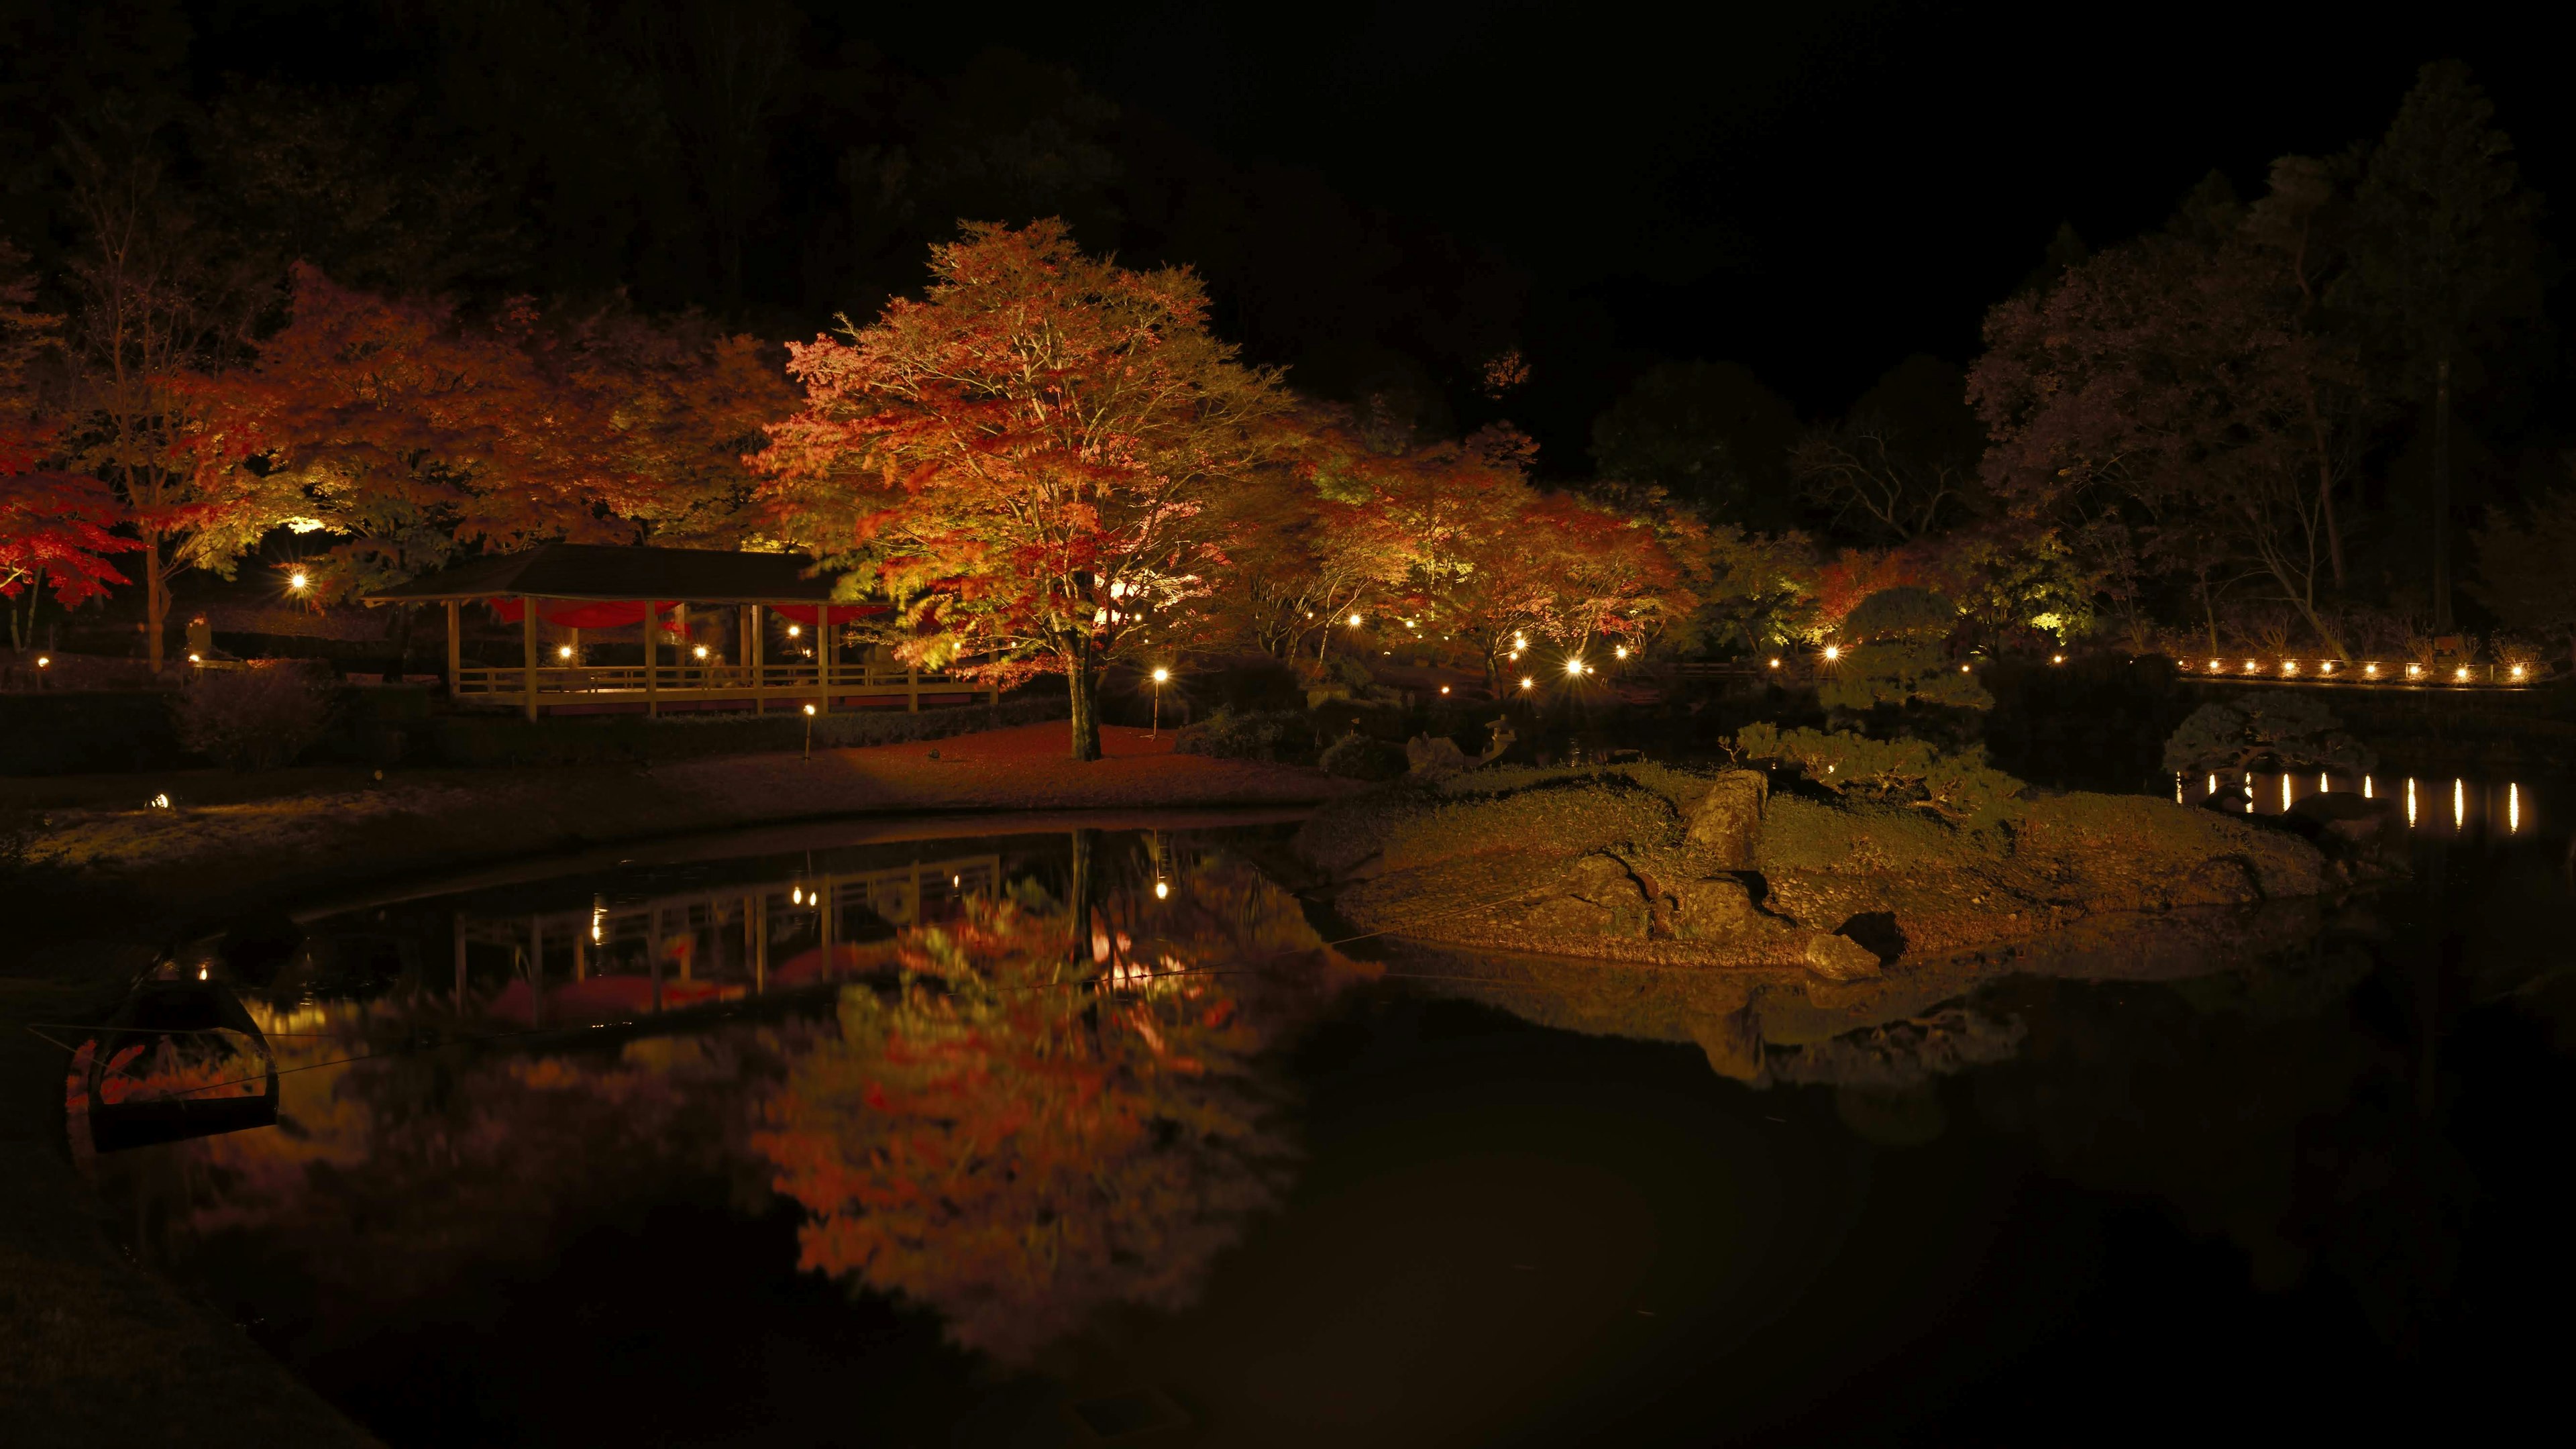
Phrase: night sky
[
  {"left": 898, "top": 1, "right": 2565, "bottom": 409},
  {"left": 7, "top": 1, "right": 2562, "bottom": 471}
]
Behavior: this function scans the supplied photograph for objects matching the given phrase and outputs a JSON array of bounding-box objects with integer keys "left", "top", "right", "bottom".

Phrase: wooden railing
[{"left": 453, "top": 657, "right": 991, "bottom": 714}]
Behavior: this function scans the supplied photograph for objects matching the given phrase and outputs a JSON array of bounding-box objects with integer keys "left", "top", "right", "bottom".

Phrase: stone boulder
[
  {"left": 1405, "top": 733, "right": 1474, "bottom": 778},
  {"left": 1686, "top": 769, "right": 1770, "bottom": 868},
  {"left": 1524, "top": 853, "right": 1651, "bottom": 937},
  {"left": 1803, "top": 930, "right": 1883, "bottom": 981},
  {"left": 1672, "top": 875, "right": 1767, "bottom": 941}
]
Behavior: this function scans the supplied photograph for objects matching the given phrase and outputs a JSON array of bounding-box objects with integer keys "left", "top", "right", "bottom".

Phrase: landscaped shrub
[
  {"left": 415, "top": 695, "right": 1067, "bottom": 767},
  {"left": 1173, "top": 708, "right": 1313, "bottom": 763},
  {"left": 1733, "top": 722, "right": 2024, "bottom": 830},
  {"left": 2161, "top": 694, "right": 2374, "bottom": 776},
  {"left": 1318, "top": 730, "right": 1409, "bottom": 782},
  {"left": 171, "top": 663, "right": 337, "bottom": 771}
]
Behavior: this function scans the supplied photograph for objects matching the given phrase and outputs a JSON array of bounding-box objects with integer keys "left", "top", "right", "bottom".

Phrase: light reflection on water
[
  {"left": 56, "top": 803, "right": 2576, "bottom": 1446},
  {"left": 2174, "top": 767, "right": 2528, "bottom": 836}
]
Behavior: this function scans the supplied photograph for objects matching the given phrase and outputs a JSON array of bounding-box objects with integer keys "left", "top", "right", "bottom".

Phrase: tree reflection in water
[
  {"left": 755, "top": 831, "right": 1373, "bottom": 1360},
  {"left": 99, "top": 830, "right": 1371, "bottom": 1373}
]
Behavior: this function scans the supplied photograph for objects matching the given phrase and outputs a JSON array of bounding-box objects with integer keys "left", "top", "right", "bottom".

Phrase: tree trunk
[
  {"left": 142, "top": 530, "right": 165, "bottom": 673},
  {"left": 1064, "top": 827, "right": 1096, "bottom": 977},
  {"left": 7, "top": 570, "right": 35, "bottom": 653},
  {"left": 2432, "top": 354, "right": 2453, "bottom": 631},
  {"left": 1063, "top": 636, "right": 1102, "bottom": 762},
  {"left": 2306, "top": 395, "right": 2345, "bottom": 591}
]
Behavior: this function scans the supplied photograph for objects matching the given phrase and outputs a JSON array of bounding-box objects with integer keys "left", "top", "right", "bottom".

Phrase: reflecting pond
[{"left": 62, "top": 793, "right": 2576, "bottom": 1446}]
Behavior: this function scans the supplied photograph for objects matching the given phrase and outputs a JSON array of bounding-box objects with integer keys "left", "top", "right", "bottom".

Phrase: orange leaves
[
  {"left": 190, "top": 265, "right": 789, "bottom": 597},
  {"left": 751, "top": 221, "right": 1287, "bottom": 688}
]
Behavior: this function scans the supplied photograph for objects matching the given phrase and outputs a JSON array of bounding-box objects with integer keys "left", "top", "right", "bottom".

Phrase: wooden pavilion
[{"left": 364, "top": 543, "right": 994, "bottom": 719}]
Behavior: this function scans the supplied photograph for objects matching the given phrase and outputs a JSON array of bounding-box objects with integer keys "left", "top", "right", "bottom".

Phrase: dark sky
[
  {"left": 5, "top": 1, "right": 2561, "bottom": 470},
  {"left": 859, "top": 0, "right": 2565, "bottom": 412}
]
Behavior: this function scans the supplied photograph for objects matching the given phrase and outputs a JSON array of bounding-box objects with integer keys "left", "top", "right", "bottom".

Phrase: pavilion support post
[
  {"left": 445, "top": 601, "right": 460, "bottom": 702},
  {"left": 521, "top": 599, "right": 539, "bottom": 722},
  {"left": 751, "top": 892, "right": 767, "bottom": 995},
  {"left": 749, "top": 604, "right": 764, "bottom": 713},
  {"left": 573, "top": 925, "right": 586, "bottom": 981},
  {"left": 816, "top": 602, "right": 831, "bottom": 716},
  {"left": 676, "top": 603, "right": 689, "bottom": 684},
  {"left": 643, "top": 601, "right": 659, "bottom": 718}
]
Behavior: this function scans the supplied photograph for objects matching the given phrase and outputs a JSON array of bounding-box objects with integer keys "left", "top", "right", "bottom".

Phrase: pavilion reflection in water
[{"left": 446, "top": 851, "right": 1002, "bottom": 1024}]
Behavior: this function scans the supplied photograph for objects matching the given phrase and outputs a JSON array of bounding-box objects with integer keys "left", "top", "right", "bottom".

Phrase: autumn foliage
[
  {"left": 1, "top": 238, "right": 129, "bottom": 637},
  {"left": 755, "top": 221, "right": 1288, "bottom": 759},
  {"left": 753, "top": 855, "right": 1370, "bottom": 1358}
]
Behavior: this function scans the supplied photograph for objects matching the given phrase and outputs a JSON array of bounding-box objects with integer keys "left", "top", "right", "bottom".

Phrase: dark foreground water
[{"left": 64, "top": 790, "right": 2576, "bottom": 1446}]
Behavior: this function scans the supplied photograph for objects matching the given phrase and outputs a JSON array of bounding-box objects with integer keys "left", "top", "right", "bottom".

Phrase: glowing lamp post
[
  {"left": 288, "top": 571, "right": 309, "bottom": 592},
  {"left": 802, "top": 702, "right": 816, "bottom": 761},
  {"left": 1150, "top": 667, "right": 1170, "bottom": 737}
]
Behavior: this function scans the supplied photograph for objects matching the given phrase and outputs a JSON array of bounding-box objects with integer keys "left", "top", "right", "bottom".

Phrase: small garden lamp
[
  {"left": 1150, "top": 666, "right": 1170, "bottom": 736},
  {"left": 802, "top": 702, "right": 816, "bottom": 761}
]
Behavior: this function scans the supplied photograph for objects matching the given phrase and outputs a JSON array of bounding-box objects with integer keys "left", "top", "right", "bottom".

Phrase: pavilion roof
[{"left": 360, "top": 543, "right": 840, "bottom": 605}]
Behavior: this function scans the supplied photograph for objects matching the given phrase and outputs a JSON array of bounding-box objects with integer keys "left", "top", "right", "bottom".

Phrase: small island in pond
[{"left": 1297, "top": 762, "right": 2355, "bottom": 981}]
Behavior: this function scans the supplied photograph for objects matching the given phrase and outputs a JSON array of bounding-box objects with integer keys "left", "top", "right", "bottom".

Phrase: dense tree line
[{"left": 4, "top": 35, "right": 2572, "bottom": 746}]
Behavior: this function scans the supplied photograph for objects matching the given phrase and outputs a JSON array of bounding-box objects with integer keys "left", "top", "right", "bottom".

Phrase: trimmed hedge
[{"left": 411, "top": 696, "right": 1069, "bottom": 767}]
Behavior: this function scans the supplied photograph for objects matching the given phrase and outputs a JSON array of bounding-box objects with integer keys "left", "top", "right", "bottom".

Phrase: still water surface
[{"left": 65, "top": 794, "right": 2576, "bottom": 1446}]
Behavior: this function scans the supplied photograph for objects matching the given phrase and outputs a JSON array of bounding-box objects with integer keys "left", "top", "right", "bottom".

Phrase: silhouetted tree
[{"left": 2346, "top": 61, "right": 2539, "bottom": 631}]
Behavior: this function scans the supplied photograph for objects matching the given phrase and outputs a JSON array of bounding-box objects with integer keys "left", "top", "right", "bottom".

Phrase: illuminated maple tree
[
  {"left": 753, "top": 220, "right": 1289, "bottom": 760},
  {"left": 193, "top": 265, "right": 789, "bottom": 603},
  {"left": 2, "top": 237, "right": 132, "bottom": 647}
]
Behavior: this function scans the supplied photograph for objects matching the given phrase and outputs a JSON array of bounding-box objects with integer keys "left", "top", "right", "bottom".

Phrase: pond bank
[{"left": 1, "top": 723, "right": 1348, "bottom": 1449}]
